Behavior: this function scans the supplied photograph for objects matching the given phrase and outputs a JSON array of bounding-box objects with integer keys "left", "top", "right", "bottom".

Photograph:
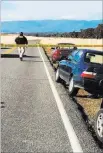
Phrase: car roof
[
  {"left": 57, "top": 43, "right": 75, "bottom": 45},
  {"left": 59, "top": 48, "right": 73, "bottom": 50},
  {"left": 77, "top": 49, "right": 103, "bottom": 54}
]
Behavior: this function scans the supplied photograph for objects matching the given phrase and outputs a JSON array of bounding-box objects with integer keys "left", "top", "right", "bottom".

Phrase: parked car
[
  {"left": 57, "top": 43, "right": 77, "bottom": 49},
  {"left": 51, "top": 48, "right": 73, "bottom": 63},
  {"left": 95, "top": 99, "right": 103, "bottom": 143},
  {"left": 55, "top": 49, "right": 103, "bottom": 96},
  {"left": 51, "top": 43, "right": 77, "bottom": 51},
  {"left": 51, "top": 44, "right": 77, "bottom": 63}
]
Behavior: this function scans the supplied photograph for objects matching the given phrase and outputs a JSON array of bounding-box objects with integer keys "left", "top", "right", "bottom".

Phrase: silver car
[{"left": 95, "top": 99, "right": 103, "bottom": 143}]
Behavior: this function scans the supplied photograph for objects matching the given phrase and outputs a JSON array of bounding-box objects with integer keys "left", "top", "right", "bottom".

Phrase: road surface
[{"left": 1, "top": 45, "right": 103, "bottom": 153}]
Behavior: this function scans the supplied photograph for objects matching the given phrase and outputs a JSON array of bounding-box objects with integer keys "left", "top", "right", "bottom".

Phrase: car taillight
[{"left": 81, "top": 71, "right": 96, "bottom": 78}]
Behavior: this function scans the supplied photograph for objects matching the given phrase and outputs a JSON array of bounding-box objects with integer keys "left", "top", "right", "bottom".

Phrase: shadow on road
[
  {"left": 1, "top": 54, "right": 40, "bottom": 58},
  {"left": 1, "top": 102, "right": 5, "bottom": 108},
  {"left": 1, "top": 47, "right": 11, "bottom": 49},
  {"left": 76, "top": 95, "right": 102, "bottom": 99}
]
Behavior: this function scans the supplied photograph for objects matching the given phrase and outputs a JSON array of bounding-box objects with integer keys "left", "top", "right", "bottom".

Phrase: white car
[{"left": 95, "top": 99, "right": 103, "bottom": 143}]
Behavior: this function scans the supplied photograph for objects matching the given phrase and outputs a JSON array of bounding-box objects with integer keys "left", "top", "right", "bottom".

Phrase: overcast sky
[{"left": 1, "top": 1, "right": 102, "bottom": 21}]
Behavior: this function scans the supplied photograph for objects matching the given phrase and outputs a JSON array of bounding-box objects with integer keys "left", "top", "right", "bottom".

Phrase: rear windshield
[
  {"left": 58, "top": 43, "right": 76, "bottom": 49},
  {"left": 61, "top": 49, "right": 69, "bottom": 52},
  {"left": 60, "top": 50, "right": 69, "bottom": 55},
  {"left": 85, "top": 52, "right": 103, "bottom": 65}
]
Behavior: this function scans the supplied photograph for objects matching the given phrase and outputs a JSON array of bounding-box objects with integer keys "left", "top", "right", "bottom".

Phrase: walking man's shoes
[{"left": 20, "top": 57, "right": 23, "bottom": 61}]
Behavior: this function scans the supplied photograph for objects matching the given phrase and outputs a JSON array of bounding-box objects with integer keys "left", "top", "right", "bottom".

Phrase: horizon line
[{"left": 1, "top": 19, "right": 102, "bottom": 22}]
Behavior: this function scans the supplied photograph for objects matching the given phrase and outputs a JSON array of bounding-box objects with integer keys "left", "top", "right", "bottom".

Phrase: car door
[
  {"left": 70, "top": 51, "right": 83, "bottom": 83},
  {"left": 64, "top": 50, "right": 83, "bottom": 83},
  {"left": 59, "top": 50, "right": 72, "bottom": 80},
  {"left": 59, "top": 59, "right": 68, "bottom": 80},
  {"left": 60, "top": 50, "right": 78, "bottom": 83},
  {"left": 63, "top": 55, "right": 74, "bottom": 82},
  {"left": 63, "top": 50, "right": 79, "bottom": 83}
]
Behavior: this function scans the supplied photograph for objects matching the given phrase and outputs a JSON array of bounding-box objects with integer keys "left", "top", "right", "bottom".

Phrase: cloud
[{"left": 1, "top": 1, "right": 102, "bottom": 21}]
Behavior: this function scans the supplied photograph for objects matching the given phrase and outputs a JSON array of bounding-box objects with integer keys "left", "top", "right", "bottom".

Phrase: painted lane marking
[
  {"left": 38, "top": 47, "right": 83, "bottom": 153},
  {"left": 3, "top": 47, "right": 16, "bottom": 54}
]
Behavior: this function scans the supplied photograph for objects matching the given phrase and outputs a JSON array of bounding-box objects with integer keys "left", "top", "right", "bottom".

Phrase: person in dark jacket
[{"left": 15, "top": 32, "right": 28, "bottom": 61}]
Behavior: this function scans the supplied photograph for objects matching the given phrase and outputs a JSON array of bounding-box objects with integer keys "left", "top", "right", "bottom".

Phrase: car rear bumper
[
  {"left": 52, "top": 56, "right": 60, "bottom": 62},
  {"left": 83, "top": 78, "right": 103, "bottom": 95}
]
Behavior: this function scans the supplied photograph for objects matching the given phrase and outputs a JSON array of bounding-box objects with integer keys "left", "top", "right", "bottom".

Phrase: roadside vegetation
[{"left": 24, "top": 24, "right": 103, "bottom": 39}]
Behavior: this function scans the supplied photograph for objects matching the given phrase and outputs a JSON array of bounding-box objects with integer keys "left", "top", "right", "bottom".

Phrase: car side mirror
[
  {"left": 67, "top": 58, "right": 72, "bottom": 62},
  {"left": 61, "top": 56, "right": 68, "bottom": 60},
  {"left": 51, "top": 47, "right": 55, "bottom": 50},
  {"left": 51, "top": 47, "right": 55, "bottom": 49}
]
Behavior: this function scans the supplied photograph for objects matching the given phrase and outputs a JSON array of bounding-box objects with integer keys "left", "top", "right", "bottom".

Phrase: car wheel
[
  {"left": 55, "top": 68, "right": 61, "bottom": 82},
  {"left": 95, "top": 109, "right": 103, "bottom": 143},
  {"left": 52, "top": 60, "right": 56, "bottom": 64},
  {"left": 52, "top": 58, "right": 56, "bottom": 64},
  {"left": 68, "top": 77, "right": 79, "bottom": 96}
]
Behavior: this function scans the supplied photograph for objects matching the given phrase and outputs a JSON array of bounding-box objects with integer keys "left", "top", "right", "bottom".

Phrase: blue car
[{"left": 55, "top": 49, "right": 103, "bottom": 96}]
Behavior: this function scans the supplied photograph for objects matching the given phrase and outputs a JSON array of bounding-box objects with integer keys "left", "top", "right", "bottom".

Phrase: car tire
[
  {"left": 95, "top": 109, "right": 103, "bottom": 143},
  {"left": 55, "top": 68, "right": 61, "bottom": 83},
  {"left": 52, "top": 58, "right": 56, "bottom": 64},
  {"left": 52, "top": 60, "right": 56, "bottom": 64},
  {"left": 68, "top": 77, "right": 79, "bottom": 96}
]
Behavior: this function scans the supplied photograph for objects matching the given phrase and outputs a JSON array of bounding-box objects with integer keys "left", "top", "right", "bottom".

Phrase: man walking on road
[{"left": 15, "top": 32, "right": 28, "bottom": 61}]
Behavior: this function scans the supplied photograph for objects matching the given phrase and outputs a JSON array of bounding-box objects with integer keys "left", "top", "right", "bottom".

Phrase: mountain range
[{"left": 1, "top": 20, "right": 102, "bottom": 33}]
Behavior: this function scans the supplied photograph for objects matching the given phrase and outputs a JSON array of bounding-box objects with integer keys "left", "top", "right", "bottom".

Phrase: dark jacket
[{"left": 15, "top": 36, "right": 28, "bottom": 45}]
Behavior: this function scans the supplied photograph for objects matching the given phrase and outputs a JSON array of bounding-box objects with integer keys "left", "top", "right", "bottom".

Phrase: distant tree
[{"left": 94, "top": 24, "right": 103, "bottom": 38}]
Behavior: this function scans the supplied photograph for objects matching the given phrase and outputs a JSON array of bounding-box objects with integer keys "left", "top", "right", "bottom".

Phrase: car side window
[
  {"left": 68, "top": 50, "right": 79, "bottom": 60},
  {"left": 73, "top": 51, "right": 83, "bottom": 62},
  {"left": 68, "top": 55, "right": 73, "bottom": 60},
  {"left": 71, "top": 50, "right": 79, "bottom": 56}
]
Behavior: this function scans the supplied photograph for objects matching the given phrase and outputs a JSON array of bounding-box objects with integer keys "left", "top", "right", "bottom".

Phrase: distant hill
[{"left": 1, "top": 20, "right": 102, "bottom": 33}]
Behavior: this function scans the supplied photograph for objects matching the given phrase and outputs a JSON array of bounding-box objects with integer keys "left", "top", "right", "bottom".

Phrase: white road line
[{"left": 38, "top": 47, "right": 83, "bottom": 153}]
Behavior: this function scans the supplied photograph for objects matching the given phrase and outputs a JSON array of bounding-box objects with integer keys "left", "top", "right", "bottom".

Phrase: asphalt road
[{"left": 1, "top": 46, "right": 103, "bottom": 153}]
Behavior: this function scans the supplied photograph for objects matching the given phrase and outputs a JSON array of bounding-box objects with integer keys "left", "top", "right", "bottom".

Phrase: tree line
[
  {"left": 26, "top": 24, "right": 103, "bottom": 38},
  {"left": 7, "top": 24, "right": 102, "bottom": 39}
]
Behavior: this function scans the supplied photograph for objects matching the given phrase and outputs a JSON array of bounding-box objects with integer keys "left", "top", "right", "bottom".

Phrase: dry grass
[
  {"left": 1, "top": 35, "right": 41, "bottom": 44},
  {"left": 40, "top": 37, "right": 103, "bottom": 51},
  {"left": 77, "top": 90, "right": 102, "bottom": 119},
  {"left": 1, "top": 35, "right": 103, "bottom": 51}
]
